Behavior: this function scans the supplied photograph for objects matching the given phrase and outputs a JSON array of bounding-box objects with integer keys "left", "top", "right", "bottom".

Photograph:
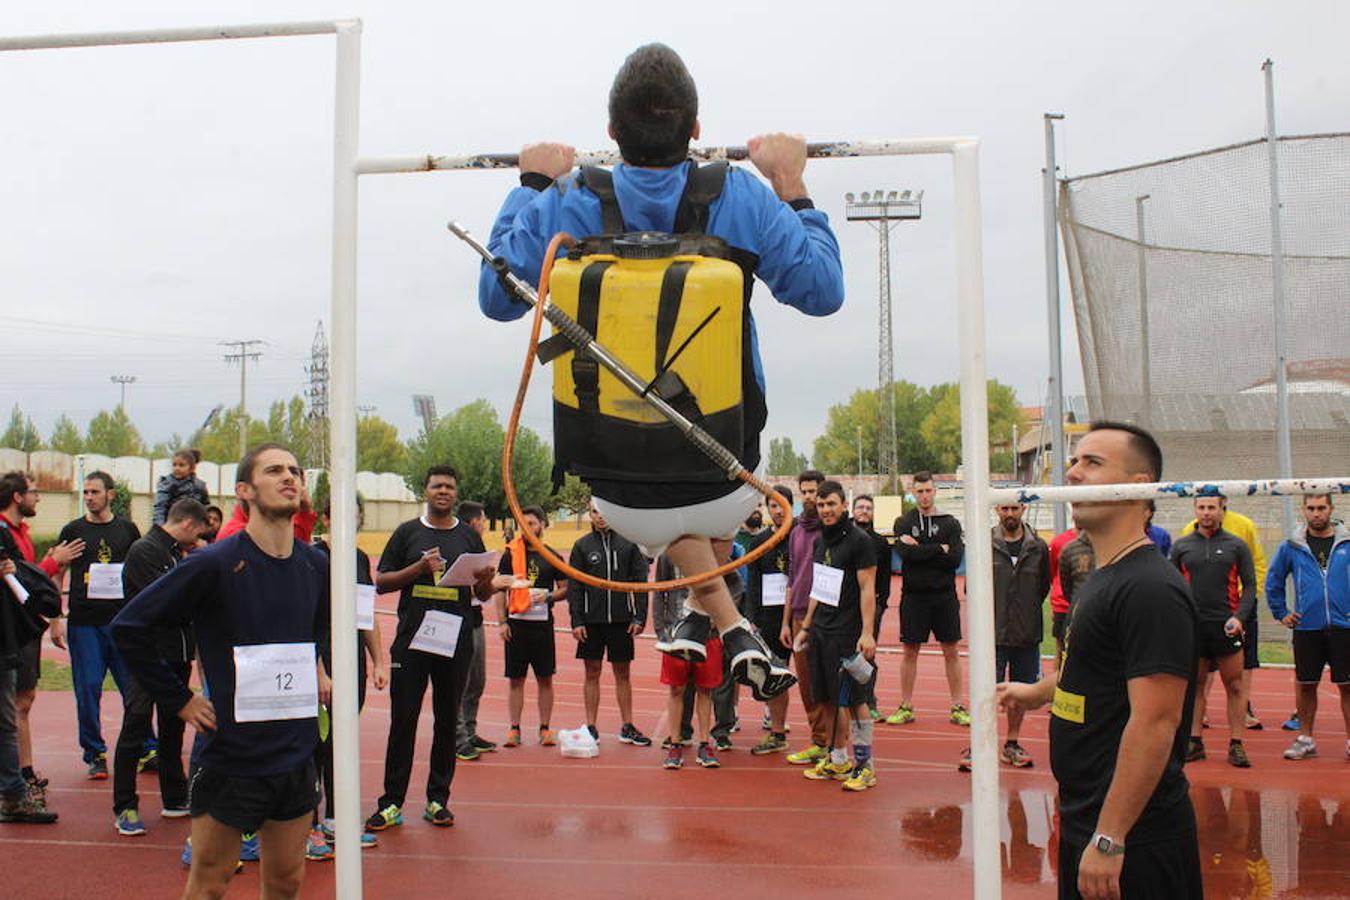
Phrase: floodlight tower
[{"left": 845, "top": 189, "right": 923, "bottom": 492}]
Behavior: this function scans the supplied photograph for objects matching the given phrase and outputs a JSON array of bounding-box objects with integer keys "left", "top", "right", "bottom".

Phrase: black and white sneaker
[
  {"left": 660, "top": 613, "right": 711, "bottom": 662},
  {"left": 722, "top": 624, "right": 797, "bottom": 702},
  {"left": 619, "top": 723, "right": 653, "bottom": 747}
]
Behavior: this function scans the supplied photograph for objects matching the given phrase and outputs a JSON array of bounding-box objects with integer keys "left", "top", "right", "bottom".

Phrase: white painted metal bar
[
  {"left": 0, "top": 21, "right": 338, "bottom": 52},
  {"left": 951, "top": 139, "right": 1000, "bottom": 900},
  {"left": 329, "top": 20, "right": 364, "bottom": 899},
  {"left": 989, "top": 477, "right": 1350, "bottom": 506},
  {"left": 355, "top": 137, "right": 976, "bottom": 175},
  {"left": 1042, "top": 113, "right": 1067, "bottom": 533}
]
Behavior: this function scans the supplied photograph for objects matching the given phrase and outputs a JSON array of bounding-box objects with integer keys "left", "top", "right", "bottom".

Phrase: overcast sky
[{"left": 2, "top": 0, "right": 1346, "bottom": 460}]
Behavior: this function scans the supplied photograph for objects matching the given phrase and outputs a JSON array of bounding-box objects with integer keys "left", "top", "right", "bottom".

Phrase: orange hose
[{"left": 500, "top": 232, "right": 792, "bottom": 592}]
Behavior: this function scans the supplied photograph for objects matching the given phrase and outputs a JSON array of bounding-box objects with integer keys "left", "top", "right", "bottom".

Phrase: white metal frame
[{"left": 3, "top": 19, "right": 1002, "bottom": 899}]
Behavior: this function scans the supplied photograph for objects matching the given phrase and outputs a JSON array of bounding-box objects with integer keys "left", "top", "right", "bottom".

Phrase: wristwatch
[{"left": 1090, "top": 833, "right": 1126, "bottom": 856}]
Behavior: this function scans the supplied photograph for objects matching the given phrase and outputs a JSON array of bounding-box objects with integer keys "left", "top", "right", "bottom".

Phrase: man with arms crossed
[
  {"left": 999, "top": 422, "right": 1201, "bottom": 899},
  {"left": 113, "top": 444, "right": 331, "bottom": 899}
]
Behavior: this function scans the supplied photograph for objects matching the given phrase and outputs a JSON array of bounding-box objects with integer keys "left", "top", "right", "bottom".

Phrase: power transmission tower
[
  {"left": 305, "top": 321, "right": 331, "bottom": 468},
  {"left": 221, "top": 339, "right": 265, "bottom": 459},
  {"left": 845, "top": 189, "right": 923, "bottom": 492}
]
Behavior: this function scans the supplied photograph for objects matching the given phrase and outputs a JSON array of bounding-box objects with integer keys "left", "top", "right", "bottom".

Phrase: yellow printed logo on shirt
[{"left": 1051, "top": 687, "right": 1086, "bottom": 724}]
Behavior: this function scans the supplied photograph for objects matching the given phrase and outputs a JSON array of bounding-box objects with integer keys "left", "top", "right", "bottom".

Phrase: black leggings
[{"left": 314, "top": 651, "right": 367, "bottom": 822}]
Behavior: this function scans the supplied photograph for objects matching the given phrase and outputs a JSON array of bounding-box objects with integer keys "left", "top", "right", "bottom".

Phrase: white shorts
[{"left": 593, "top": 464, "right": 766, "bottom": 557}]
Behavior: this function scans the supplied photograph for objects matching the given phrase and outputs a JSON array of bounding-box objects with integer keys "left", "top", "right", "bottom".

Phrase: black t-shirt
[
  {"left": 59, "top": 516, "right": 142, "bottom": 626},
  {"left": 500, "top": 545, "right": 562, "bottom": 623},
  {"left": 810, "top": 516, "right": 877, "bottom": 640},
  {"left": 1049, "top": 546, "right": 1198, "bottom": 845},
  {"left": 1005, "top": 537, "right": 1025, "bottom": 566},
  {"left": 378, "top": 517, "right": 487, "bottom": 658},
  {"left": 746, "top": 526, "right": 791, "bottom": 621},
  {"left": 1307, "top": 533, "right": 1335, "bottom": 570}
]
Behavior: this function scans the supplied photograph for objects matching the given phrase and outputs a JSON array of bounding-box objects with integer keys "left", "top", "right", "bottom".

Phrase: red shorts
[{"left": 659, "top": 637, "right": 724, "bottom": 690}]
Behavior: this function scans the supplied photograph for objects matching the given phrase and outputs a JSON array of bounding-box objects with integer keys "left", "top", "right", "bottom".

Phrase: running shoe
[
  {"left": 1001, "top": 742, "right": 1034, "bottom": 768},
  {"left": 761, "top": 713, "right": 773, "bottom": 731},
  {"left": 1185, "top": 738, "right": 1206, "bottom": 763},
  {"left": 305, "top": 830, "right": 334, "bottom": 860},
  {"left": 365, "top": 804, "right": 403, "bottom": 832},
  {"left": 696, "top": 743, "right": 720, "bottom": 768},
  {"left": 662, "top": 612, "right": 711, "bottom": 661},
  {"left": 1282, "top": 735, "right": 1317, "bottom": 760},
  {"left": 24, "top": 774, "right": 48, "bottom": 809},
  {"left": 538, "top": 727, "right": 557, "bottom": 747},
  {"left": 803, "top": 758, "right": 853, "bottom": 781},
  {"left": 1280, "top": 713, "right": 1301, "bottom": 732},
  {"left": 319, "top": 820, "right": 378, "bottom": 848},
  {"left": 240, "top": 833, "right": 260, "bottom": 861},
  {"left": 949, "top": 704, "right": 972, "bottom": 727},
  {"left": 786, "top": 744, "right": 827, "bottom": 765},
  {"left": 868, "top": 705, "right": 883, "bottom": 722},
  {"left": 0, "top": 793, "right": 57, "bottom": 825},
  {"left": 137, "top": 749, "right": 159, "bottom": 775},
  {"left": 713, "top": 734, "right": 734, "bottom": 752},
  {"left": 470, "top": 734, "right": 497, "bottom": 753},
  {"left": 750, "top": 733, "right": 789, "bottom": 756},
  {"left": 663, "top": 745, "right": 684, "bottom": 770},
  {"left": 842, "top": 763, "right": 876, "bottom": 792},
  {"left": 678, "top": 725, "right": 694, "bottom": 746},
  {"left": 1245, "top": 716, "right": 1264, "bottom": 731},
  {"left": 619, "top": 723, "right": 652, "bottom": 747},
  {"left": 586, "top": 725, "right": 600, "bottom": 741},
  {"left": 1227, "top": 742, "right": 1252, "bottom": 769},
  {"left": 503, "top": 727, "right": 522, "bottom": 748},
  {"left": 423, "top": 801, "right": 454, "bottom": 827},
  {"left": 115, "top": 809, "right": 146, "bottom": 836},
  {"left": 87, "top": 753, "right": 109, "bottom": 780},
  {"left": 884, "top": 705, "right": 915, "bottom": 726},
  {"left": 455, "top": 743, "right": 480, "bottom": 762},
  {"left": 162, "top": 806, "right": 191, "bottom": 819},
  {"left": 722, "top": 624, "right": 796, "bottom": 702},
  {"left": 181, "top": 838, "right": 192, "bottom": 867},
  {"left": 958, "top": 747, "right": 973, "bottom": 772}
]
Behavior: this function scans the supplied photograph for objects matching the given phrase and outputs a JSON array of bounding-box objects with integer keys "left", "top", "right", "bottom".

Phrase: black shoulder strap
[
  {"left": 579, "top": 166, "right": 625, "bottom": 235},
  {"left": 673, "top": 161, "right": 729, "bottom": 235},
  {"left": 571, "top": 260, "right": 613, "bottom": 413}
]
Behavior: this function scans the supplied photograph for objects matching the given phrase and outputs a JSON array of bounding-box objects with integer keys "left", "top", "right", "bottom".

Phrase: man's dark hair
[
  {"left": 85, "top": 470, "right": 115, "bottom": 492},
  {"left": 167, "top": 498, "right": 209, "bottom": 525},
  {"left": 818, "top": 479, "right": 847, "bottom": 502},
  {"left": 608, "top": 43, "right": 698, "bottom": 167},
  {"left": 1088, "top": 420, "right": 1163, "bottom": 481},
  {"left": 773, "top": 484, "right": 794, "bottom": 504},
  {"left": 459, "top": 501, "right": 485, "bottom": 522},
  {"left": 1304, "top": 492, "right": 1333, "bottom": 506},
  {"left": 0, "top": 471, "right": 31, "bottom": 510},
  {"left": 521, "top": 504, "right": 548, "bottom": 524},
  {"left": 237, "top": 442, "right": 295, "bottom": 485},
  {"left": 423, "top": 464, "right": 458, "bottom": 488},
  {"left": 853, "top": 493, "right": 874, "bottom": 507},
  {"left": 797, "top": 469, "right": 825, "bottom": 486},
  {"left": 912, "top": 470, "right": 934, "bottom": 485},
  {"left": 206, "top": 505, "right": 224, "bottom": 519}
]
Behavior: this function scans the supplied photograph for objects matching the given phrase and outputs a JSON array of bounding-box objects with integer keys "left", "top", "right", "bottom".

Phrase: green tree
[
  {"left": 356, "top": 415, "right": 408, "bottom": 473},
  {"left": 550, "top": 473, "right": 592, "bottom": 520},
  {"left": 194, "top": 407, "right": 271, "bottom": 464},
  {"left": 48, "top": 414, "right": 84, "bottom": 454},
  {"left": 765, "top": 437, "right": 809, "bottom": 476},
  {"left": 149, "top": 433, "right": 186, "bottom": 459},
  {"left": 109, "top": 478, "right": 133, "bottom": 520},
  {"left": 84, "top": 407, "right": 146, "bottom": 457},
  {"left": 264, "top": 396, "right": 314, "bottom": 466},
  {"left": 812, "top": 389, "right": 879, "bottom": 474},
  {"left": 918, "top": 379, "right": 1023, "bottom": 473},
  {"left": 403, "top": 400, "right": 553, "bottom": 523},
  {"left": 1, "top": 405, "right": 42, "bottom": 452}
]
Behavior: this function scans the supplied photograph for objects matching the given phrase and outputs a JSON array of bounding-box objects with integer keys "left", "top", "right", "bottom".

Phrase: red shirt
[
  {"left": 0, "top": 512, "right": 61, "bottom": 577},
  {"left": 217, "top": 504, "right": 317, "bottom": 543},
  {"left": 1047, "top": 528, "right": 1077, "bottom": 615}
]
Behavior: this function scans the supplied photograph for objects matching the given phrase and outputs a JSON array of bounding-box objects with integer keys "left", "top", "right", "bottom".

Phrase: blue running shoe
[
  {"left": 181, "top": 838, "right": 192, "bottom": 867},
  {"left": 115, "top": 809, "right": 146, "bottom": 836},
  {"left": 240, "top": 832, "right": 260, "bottom": 862},
  {"left": 1281, "top": 714, "right": 1301, "bottom": 732}
]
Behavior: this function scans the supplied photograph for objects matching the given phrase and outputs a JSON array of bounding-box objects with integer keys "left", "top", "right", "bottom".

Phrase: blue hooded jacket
[{"left": 1265, "top": 522, "right": 1350, "bottom": 630}]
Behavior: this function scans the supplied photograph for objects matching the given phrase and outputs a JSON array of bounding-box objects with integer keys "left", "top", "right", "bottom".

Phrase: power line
[{"left": 221, "top": 339, "right": 266, "bottom": 458}]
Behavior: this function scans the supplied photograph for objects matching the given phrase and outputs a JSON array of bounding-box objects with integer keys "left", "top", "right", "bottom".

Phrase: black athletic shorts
[
  {"left": 1058, "top": 827, "right": 1202, "bottom": 899},
  {"left": 15, "top": 639, "right": 40, "bottom": 693},
  {"left": 504, "top": 619, "right": 556, "bottom": 679},
  {"left": 1293, "top": 628, "right": 1350, "bottom": 685},
  {"left": 995, "top": 644, "right": 1042, "bottom": 685},
  {"left": 1052, "top": 611, "right": 1069, "bottom": 641},
  {"left": 1242, "top": 613, "right": 1260, "bottom": 669},
  {"left": 900, "top": 592, "right": 961, "bottom": 645},
  {"left": 1197, "top": 620, "right": 1244, "bottom": 662},
  {"left": 807, "top": 629, "right": 862, "bottom": 710},
  {"left": 189, "top": 759, "right": 320, "bottom": 833},
  {"left": 753, "top": 609, "right": 791, "bottom": 664},
  {"left": 575, "top": 621, "right": 635, "bottom": 663}
]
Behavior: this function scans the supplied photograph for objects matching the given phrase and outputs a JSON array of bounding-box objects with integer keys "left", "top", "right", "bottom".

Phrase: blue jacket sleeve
[
  {"left": 1264, "top": 544, "right": 1291, "bottom": 620},
  {"left": 478, "top": 184, "right": 566, "bottom": 321}
]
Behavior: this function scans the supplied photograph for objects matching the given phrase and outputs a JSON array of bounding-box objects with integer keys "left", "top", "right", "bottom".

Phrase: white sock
[
  {"left": 718, "top": 616, "right": 752, "bottom": 638},
  {"left": 830, "top": 747, "right": 848, "bottom": 765}
]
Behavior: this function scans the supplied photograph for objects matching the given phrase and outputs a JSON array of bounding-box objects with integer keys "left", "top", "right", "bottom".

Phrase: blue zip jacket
[
  {"left": 478, "top": 161, "right": 845, "bottom": 395},
  {"left": 1265, "top": 522, "right": 1350, "bottom": 630}
]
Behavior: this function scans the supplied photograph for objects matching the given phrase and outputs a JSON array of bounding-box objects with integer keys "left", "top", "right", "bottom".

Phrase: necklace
[{"left": 1102, "top": 536, "right": 1150, "bottom": 568}]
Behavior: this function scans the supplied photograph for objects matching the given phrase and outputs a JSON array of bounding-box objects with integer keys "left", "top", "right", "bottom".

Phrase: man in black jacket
[
  {"left": 887, "top": 472, "right": 968, "bottom": 727},
  {"left": 567, "top": 504, "right": 651, "bottom": 746},
  {"left": 111, "top": 498, "right": 209, "bottom": 835},
  {"left": 988, "top": 502, "right": 1051, "bottom": 768}
]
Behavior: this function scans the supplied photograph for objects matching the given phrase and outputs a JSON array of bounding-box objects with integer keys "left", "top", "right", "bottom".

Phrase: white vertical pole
[
  {"left": 329, "top": 19, "right": 364, "bottom": 899},
  {"left": 1262, "top": 59, "right": 1295, "bottom": 538},
  {"left": 1042, "top": 114, "right": 1066, "bottom": 532},
  {"left": 952, "top": 140, "right": 1000, "bottom": 900},
  {"left": 1135, "top": 194, "right": 1151, "bottom": 429}
]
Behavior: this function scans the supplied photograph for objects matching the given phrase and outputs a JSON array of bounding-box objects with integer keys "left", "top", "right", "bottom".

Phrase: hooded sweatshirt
[
  {"left": 1265, "top": 521, "right": 1350, "bottom": 630},
  {"left": 893, "top": 507, "right": 964, "bottom": 596},
  {"left": 787, "top": 511, "right": 821, "bottom": 618}
]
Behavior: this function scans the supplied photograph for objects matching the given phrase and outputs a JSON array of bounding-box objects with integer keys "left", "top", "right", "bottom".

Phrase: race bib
[
  {"left": 809, "top": 563, "right": 843, "bottom": 608},
  {"left": 409, "top": 610, "right": 463, "bottom": 658},
  {"left": 87, "top": 563, "right": 125, "bottom": 600},
  {"left": 761, "top": 573, "right": 788, "bottom": 608},
  {"left": 356, "top": 583, "right": 376, "bottom": 631},
  {"left": 1051, "top": 686, "right": 1086, "bottom": 724},
  {"left": 233, "top": 642, "right": 318, "bottom": 723}
]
